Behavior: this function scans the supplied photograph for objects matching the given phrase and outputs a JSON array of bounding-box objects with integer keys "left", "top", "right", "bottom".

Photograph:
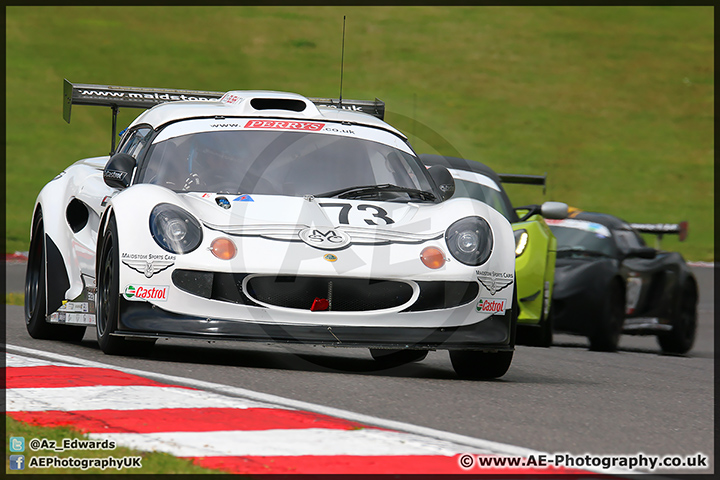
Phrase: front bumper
[{"left": 114, "top": 298, "right": 515, "bottom": 351}]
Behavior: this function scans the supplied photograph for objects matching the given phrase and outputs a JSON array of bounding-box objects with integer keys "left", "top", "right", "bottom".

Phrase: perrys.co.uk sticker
[{"left": 244, "top": 120, "right": 324, "bottom": 131}]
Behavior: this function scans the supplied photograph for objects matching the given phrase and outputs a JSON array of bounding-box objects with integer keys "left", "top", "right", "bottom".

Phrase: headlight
[
  {"left": 445, "top": 216, "right": 493, "bottom": 266},
  {"left": 149, "top": 203, "right": 203, "bottom": 254},
  {"left": 514, "top": 229, "right": 529, "bottom": 257}
]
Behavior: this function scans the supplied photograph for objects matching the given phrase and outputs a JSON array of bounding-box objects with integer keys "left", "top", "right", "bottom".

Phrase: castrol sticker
[
  {"left": 476, "top": 298, "right": 507, "bottom": 314},
  {"left": 123, "top": 285, "right": 168, "bottom": 302}
]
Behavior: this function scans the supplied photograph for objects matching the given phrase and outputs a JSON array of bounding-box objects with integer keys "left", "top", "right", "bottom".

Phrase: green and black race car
[{"left": 421, "top": 155, "right": 567, "bottom": 347}]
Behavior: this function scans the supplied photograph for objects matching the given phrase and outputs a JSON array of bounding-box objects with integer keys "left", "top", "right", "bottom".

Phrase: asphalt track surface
[{"left": 5, "top": 262, "right": 715, "bottom": 475}]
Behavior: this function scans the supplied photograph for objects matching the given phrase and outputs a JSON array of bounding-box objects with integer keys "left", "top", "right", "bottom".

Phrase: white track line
[
  {"left": 91, "top": 429, "right": 485, "bottom": 457},
  {"left": 6, "top": 385, "right": 277, "bottom": 412},
  {"left": 7, "top": 352, "right": 79, "bottom": 367},
  {"left": 686, "top": 261, "right": 715, "bottom": 268}
]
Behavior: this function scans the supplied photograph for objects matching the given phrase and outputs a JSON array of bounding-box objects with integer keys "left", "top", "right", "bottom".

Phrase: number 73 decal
[{"left": 320, "top": 202, "right": 395, "bottom": 226}]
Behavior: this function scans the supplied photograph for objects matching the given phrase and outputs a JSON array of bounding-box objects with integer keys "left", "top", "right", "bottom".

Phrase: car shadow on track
[
  {"left": 64, "top": 334, "right": 645, "bottom": 384},
  {"left": 75, "top": 338, "right": 465, "bottom": 381},
  {"left": 550, "top": 337, "right": 711, "bottom": 358}
]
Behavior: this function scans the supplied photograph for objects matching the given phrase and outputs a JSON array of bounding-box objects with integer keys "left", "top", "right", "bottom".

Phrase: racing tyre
[
  {"left": 518, "top": 307, "right": 553, "bottom": 348},
  {"left": 536, "top": 305, "right": 553, "bottom": 348},
  {"left": 588, "top": 281, "right": 624, "bottom": 352},
  {"left": 369, "top": 349, "right": 428, "bottom": 367},
  {"left": 450, "top": 350, "right": 514, "bottom": 380},
  {"left": 450, "top": 289, "right": 517, "bottom": 380},
  {"left": 96, "top": 216, "right": 155, "bottom": 356},
  {"left": 25, "top": 211, "right": 86, "bottom": 342},
  {"left": 657, "top": 282, "right": 697, "bottom": 355}
]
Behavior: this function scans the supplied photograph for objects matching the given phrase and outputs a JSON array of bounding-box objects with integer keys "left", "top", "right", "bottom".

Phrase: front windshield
[
  {"left": 613, "top": 228, "right": 646, "bottom": 253},
  {"left": 453, "top": 178, "right": 514, "bottom": 220},
  {"left": 138, "top": 124, "right": 436, "bottom": 201},
  {"left": 548, "top": 219, "right": 616, "bottom": 257}
]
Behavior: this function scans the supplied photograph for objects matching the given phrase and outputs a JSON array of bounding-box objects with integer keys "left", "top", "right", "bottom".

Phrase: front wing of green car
[{"left": 513, "top": 214, "right": 557, "bottom": 326}]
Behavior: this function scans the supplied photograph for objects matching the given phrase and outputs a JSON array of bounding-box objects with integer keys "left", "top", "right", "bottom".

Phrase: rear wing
[
  {"left": 498, "top": 173, "right": 547, "bottom": 195},
  {"left": 63, "top": 80, "right": 224, "bottom": 154},
  {"left": 63, "top": 79, "right": 385, "bottom": 154},
  {"left": 308, "top": 97, "right": 385, "bottom": 121},
  {"left": 631, "top": 222, "right": 688, "bottom": 248},
  {"left": 62, "top": 79, "right": 223, "bottom": 124}
]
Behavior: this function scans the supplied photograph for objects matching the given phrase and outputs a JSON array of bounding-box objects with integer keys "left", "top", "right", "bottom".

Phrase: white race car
[{"left": 25, "top": 80, "right": 517, "bottom": 379}]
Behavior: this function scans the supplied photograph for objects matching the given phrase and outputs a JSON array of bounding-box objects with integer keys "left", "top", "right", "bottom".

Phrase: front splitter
[{"left": 115, "top": 298, "right": 515, "bottom": 352}]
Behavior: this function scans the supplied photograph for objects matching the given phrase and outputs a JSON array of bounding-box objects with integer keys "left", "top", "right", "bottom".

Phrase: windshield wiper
[
  {"left": 557, "top": 247, "right": 610, "bottom": 258},
  {"left": 314, "top": 183, "right": 436, "bottom": 201}
]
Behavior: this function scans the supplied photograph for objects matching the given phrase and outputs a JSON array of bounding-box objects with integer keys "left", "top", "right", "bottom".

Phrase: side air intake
[{"left": 66, "top": 198, "right": 89, "bottom": 233}]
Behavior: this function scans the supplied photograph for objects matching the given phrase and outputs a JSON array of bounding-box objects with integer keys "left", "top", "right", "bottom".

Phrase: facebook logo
[{"left": 9, "top": 455, "right": 25, "bottom": 470}]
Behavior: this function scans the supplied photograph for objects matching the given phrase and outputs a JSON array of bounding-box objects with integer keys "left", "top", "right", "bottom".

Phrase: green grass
[
  {"left": 6, "top": 6, "right": 714, "bottom": 260},
  {"left": 5, "top": 292, "right": 24, "bottom": 306},
  {"left": 6, "top": 416, "right": 222, "bottom": 474}
]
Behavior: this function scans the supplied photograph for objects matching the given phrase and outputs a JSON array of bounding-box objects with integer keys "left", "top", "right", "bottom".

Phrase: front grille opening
[
  {"left": 172, "top": 270, "right": 257, "bottom": 305},
  {"left": 250, "top": 98, "right": 307, "bottom": 112},
  {"left": 404, "top": 281, "right": 479, "bottom": 312},
  {"left": 173, "top": 270, "right": 213, "bottom": 298},
  {"left": 172, "top": 270, "right": 478, "bottom": 313},
  {"left": 246, "top": 276, "right": 413, "bottom": 311}
]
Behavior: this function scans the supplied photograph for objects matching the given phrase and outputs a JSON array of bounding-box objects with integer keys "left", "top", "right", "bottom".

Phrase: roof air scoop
[{"left": 250, "top": 98, "right": 307, "bottom": 112}]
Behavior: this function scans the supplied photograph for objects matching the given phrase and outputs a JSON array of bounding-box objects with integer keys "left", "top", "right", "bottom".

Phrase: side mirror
[
  {"left": 626, "top": 247, "right": 657, "bottom": 259},
  {"left": 427, "top": 165, "right": 455, "bottom": 201},
  {"left": 541, "top": 201, "right": 569, "bottom": 220},
  {"left": 516, "top": 205, "right": 538, "bottom": 222},
  {"left": 103, "top": 153, "right": 136, "bottom": 189}
]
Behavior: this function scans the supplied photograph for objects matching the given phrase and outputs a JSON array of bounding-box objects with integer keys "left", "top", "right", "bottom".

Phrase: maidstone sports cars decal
[
  {"left": 121, "top": 253, "right": 175, "bottom": 278},
  {"left": 476, "top": 270, "right": 514, "bottom": 295},
  {"left": 122, "top": 259, "right": 175, "bottom": 278}
]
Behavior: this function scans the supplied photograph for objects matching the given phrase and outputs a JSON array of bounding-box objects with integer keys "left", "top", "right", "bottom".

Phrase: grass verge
[{"left": 5, "top": 293, "right": 24, "bottom": 306}]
